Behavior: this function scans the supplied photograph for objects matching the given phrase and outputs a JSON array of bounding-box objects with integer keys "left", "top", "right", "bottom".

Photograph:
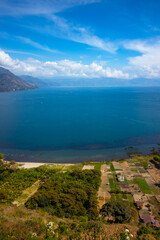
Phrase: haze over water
[{"left": 0, "top": 87, "right": 160, "bottom": 163}]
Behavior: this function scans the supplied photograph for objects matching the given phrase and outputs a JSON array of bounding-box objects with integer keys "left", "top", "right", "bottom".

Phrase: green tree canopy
[
  {"left": 0, "top": 153, "right": 4, "bottom": 160},
  {"left": 100, "top": 201, "right": 131, "bottom": 223}
]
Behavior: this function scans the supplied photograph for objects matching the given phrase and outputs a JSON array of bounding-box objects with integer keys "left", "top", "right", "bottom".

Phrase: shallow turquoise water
[{"left": 0, "top": 87, "right": 160, "bottom": 162}]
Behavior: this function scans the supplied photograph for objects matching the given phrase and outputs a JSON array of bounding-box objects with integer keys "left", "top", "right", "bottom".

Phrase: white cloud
[
  {"left": 17, "top": 36, "right": 60, "bottom": 53},
  {"left": 0, "top": 49, "right": 15, "bottom": 67},
  {"left": 123, "top": 38, "right": 160, "bottom": 78},
  {"left": 0, "top": 0, "right": 100, "bottom": 16},
  {"left": 45, "top": 15, "right": 117, "bottom": 53},
  {"left": 3, "top": 49, "right": 41, "bottom": 58},
  {"left": 0, "top": 49, "right": 128, "bottom": 79}
]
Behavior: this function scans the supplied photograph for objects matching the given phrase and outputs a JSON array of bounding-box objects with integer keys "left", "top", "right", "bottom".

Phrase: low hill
[{"left": 0, "top": 67, "right": 36, "bottom": 92}]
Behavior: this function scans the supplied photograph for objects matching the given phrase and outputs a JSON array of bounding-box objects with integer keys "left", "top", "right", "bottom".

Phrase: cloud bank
[
  {"left": 0, "top": 49, "right": 128, "bottom": 79},
  {"left": 1, "top": 35, "right": 160, "bottom": 79}
]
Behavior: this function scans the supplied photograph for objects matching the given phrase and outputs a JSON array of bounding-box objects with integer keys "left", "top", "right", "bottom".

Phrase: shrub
[
  {"left": 153, "top": 155, "right": 160, "bottom": 163},
  {"left": 137, "top": 226, "right": 151, "bottom": 236},
  {"left": 0, "top": 153, "right": 4, "bottom": 160}
]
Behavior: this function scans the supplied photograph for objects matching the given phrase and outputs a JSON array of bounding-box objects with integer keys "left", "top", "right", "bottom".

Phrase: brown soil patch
[
  {"left": 120, "top": 161, "right": 130, "bottom": 170},
  {"left": 112, "top": 161, "right": 122, "bottom": 170},
  {"left": 148, "top": 165, "right": 160, "bottom": 183},
  {"left": 98, "top": 164, "right": 111, "bottom": 209}
]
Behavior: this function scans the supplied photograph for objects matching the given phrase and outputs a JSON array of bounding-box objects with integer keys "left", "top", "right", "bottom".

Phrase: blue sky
[{"left": 0, "top": 0, "right": 160, "bottom": 79}]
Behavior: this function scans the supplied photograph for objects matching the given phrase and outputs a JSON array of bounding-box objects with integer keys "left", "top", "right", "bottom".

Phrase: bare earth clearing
[{"left": 82, "top": 165, "right": 94, "bottom": 170}]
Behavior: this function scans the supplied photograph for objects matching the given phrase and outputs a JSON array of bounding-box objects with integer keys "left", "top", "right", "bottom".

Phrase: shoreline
[
  {"left": 6, "top": 161, "right": 77, "bottom": 169},
  {"left": 1, "top": 142, "right": 158, "bottom": 164}
]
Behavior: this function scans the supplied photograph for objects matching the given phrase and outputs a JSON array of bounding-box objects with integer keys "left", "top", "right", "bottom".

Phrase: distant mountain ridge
[
  {"left": 0, "top": 67, "right": 36, "bottom": 92},
  {"left": 47, "top": 77, "right": 160, "bottom": 87},
  {"left": 1, "top": 67, "right": 160, "bottom": 92},
  {"left": 20, "top": 75, "right": 60, "bottom": 87}
]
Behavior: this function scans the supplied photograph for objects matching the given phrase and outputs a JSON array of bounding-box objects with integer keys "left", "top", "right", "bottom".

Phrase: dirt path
[
  {"left": 98, "top": 164, "right": 111, "bottom": 209},
  {"left": 147, "top": 165, "right": 160, "bottom": 183},
  {"left": 13, "top": 180, "right": 40, "bottom": 206}
]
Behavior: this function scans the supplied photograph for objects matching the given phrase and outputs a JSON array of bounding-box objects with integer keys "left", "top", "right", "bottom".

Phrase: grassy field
[
  {"left": 110, "top": 163, "right": 115, "bottom": 172},
  {"left": 110, "top": 192, "right": 133, "bottom": 202},
  {"left": 134, "top": 178, "right": 152, "bottom": 194},
  {"left": 94, "top": 163, "right": 102, "bottom": 170},
  {"left": 109, "top": 177, "right": 114, "bottom": 190},
  {"left": 109, "top": 174, "right": 120, "bottom": 191},
  {"left": 127, "top": 195, "right": 133, "bottom": 202}
]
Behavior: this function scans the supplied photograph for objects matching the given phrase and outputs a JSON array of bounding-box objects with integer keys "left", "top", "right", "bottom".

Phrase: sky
[{"left": 0, "top": 0, "right": 160, "bottom": 80}]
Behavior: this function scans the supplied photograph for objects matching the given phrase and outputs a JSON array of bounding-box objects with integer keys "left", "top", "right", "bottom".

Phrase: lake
[{"left": 0, "top": 87, "right": 160, "bottom": 163}]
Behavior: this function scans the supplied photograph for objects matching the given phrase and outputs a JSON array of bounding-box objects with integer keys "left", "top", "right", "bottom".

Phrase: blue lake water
[{"left": 0, "top": 87, "right": 160, "bottom": 163}]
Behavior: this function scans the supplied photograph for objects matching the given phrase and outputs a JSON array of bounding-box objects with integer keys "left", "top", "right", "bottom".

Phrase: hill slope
[{"left": 0, "top": 67, "right": 36, "bottom": 92}]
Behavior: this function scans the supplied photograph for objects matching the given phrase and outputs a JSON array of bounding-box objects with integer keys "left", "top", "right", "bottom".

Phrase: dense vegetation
[
  {"left": 25, "top": 169, "right": 101, "bottom": 219},
  {"left": 1, "top": 153, "right": 160, "bottom": 239},
  {"left": 0, "top": 204, "right": 137, "bottom": 240},
  {"left": 0, "top": 160, "right": 43, "bottom": 203},
  {"left": 0, "top": 160, "right": 101, "bottom": 220}
]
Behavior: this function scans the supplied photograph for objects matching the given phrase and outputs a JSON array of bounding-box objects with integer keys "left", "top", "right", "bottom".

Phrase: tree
[
  {"left": 0, "top": 153, "right": 4, "bottom": 160},
  {"left": 100, "top": 201, "right": 131, "bottom": 223}
]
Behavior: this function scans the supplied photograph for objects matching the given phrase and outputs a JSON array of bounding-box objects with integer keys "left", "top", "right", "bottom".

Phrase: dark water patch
[
  {"left": 1, "top": 134, "right": 160, "bottom": 152},
  {"left": 1, "top": 143, "right": 159, "bottom": 163}
]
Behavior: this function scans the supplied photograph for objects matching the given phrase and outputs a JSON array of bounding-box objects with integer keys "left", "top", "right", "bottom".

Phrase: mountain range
[
  {"left": 0, "top": 67, "right": 61, "bottom": 92},
  {"left": 0, "top": 67, "right": 36, "bottom": 92}
]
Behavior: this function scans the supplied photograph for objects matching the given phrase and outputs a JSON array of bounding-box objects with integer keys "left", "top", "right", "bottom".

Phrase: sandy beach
[{"left": 17, "top": 161, "right": 75, "bottom": 169}]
